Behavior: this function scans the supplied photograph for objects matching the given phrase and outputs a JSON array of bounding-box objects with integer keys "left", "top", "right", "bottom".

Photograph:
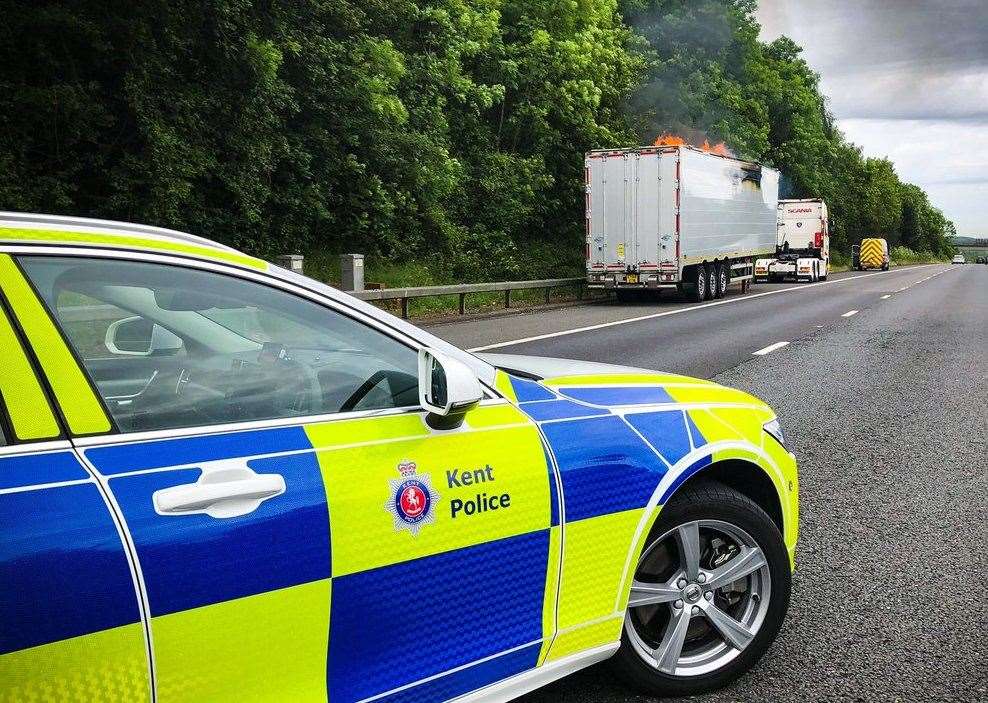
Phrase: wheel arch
[
  {"left": 669, "top": 458, "right": 784, "bottom": 536},
  {"left": 616, "top": 449, "right": 793, "bottom": 613}
]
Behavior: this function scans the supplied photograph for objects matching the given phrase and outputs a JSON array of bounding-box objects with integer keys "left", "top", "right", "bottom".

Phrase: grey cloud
[{"left": 759, "top": 0, "right": 988, "bottom": 75}]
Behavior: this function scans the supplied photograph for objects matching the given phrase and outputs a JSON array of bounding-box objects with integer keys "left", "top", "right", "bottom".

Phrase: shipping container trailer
[{"left": 585, "top": 145, "right": 780, "bottom": 302}]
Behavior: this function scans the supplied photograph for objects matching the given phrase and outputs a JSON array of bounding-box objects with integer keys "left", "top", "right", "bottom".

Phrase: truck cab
[{"left": 755, "top": 199, "right": 830, "bottom": 283}]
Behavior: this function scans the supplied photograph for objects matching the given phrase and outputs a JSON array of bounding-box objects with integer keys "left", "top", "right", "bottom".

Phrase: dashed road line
[
  {"left": 753, "top": 341, "right": 789, "bottom": 356},
  {"left": 842, "top": 310, "right": 859, "bottom": 318},
  {"left": 467, "top": 265, "right": 940, "bottom": 352},
  {"left": 881, "top": 295, "right": 891, "bottom": 299}
]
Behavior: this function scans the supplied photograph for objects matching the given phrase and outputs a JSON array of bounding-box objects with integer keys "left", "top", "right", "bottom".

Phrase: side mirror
[
  {"left": 418, "top": 349, "right": 483, "bottom": 429},
  {"left": 106, "top": 316, "right": 184, "bottom": 357}
]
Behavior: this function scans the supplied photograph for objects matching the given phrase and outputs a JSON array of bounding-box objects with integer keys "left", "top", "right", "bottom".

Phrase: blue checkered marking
[
  {"left": 508, "top": 376, "right": 556, "bottom": 402},
  {"left": 85, "top": 426, "right": 311, "bottom": 475},
  {"left": 328, "top": 530, "right": 549, "bottom": 702},
  {"left": 540, "top": 416, "right": 668, "bottom": 522},
  {"left": 686, "top": 412, "right": 707, "bottom": 448},
  {"left": 623, "top": 410, "right": 693, "bottom": 466},
  {"left": 374, "top": 644, "right": 541, "bottom": 703},
  {"left": 0, "top": 450, "right": 88, "bottom": 490},
  {"left": 519, "top": 399, "right": 609, "bottom": 422},
  {"left": 544, "top": 440, "right": 560, "bottom": 528},
  {"left": 0, "top": 482, "right": 140, "bottom": 653},
  {"left": 104, "top": 447, "right": 329, "bottom": 616},
  {"left": 558, "top": 386, "right": 676, "bottom": 406}
]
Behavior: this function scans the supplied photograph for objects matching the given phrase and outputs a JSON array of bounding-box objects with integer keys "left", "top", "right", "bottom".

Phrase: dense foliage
[{"left": 0, "top": 0, "right": 955, "bottom": 281}]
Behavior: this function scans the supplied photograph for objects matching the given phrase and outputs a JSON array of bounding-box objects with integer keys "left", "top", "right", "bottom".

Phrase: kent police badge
[{"left": 385, "top": 460, "right": 441, "bottom": 536}]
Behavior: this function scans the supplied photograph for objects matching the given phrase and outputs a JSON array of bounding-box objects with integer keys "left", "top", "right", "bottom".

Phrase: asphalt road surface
[{"left": 429, "top": 263, "right": 988, "bottom": 702}]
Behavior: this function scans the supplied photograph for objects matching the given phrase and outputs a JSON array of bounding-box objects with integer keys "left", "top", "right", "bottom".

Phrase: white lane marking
[
  {"left": 842, "top": 310, "right": 859, "bottom": 318},
  {"left": 881, "top": 295, "right": 891, "bottom": 299},
  {"left": 753, "top": 341, "right": 789, "bottom": 356},
  {"left": 467, "top": 266, "right": 940, "bottom": 352}
]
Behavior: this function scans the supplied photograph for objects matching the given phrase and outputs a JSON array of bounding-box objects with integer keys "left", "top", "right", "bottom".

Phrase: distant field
[{"left": 958, "top": 246, "right": 988, "bottom": 261}]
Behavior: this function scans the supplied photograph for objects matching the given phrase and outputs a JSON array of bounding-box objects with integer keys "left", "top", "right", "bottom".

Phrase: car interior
[{"left": 20, "top": 257, "right": 421, "bottom": 433}]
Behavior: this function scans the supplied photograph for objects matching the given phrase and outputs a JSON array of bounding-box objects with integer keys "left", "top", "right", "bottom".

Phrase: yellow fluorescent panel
[
  {"left": 538, "top": 525, "right": 562, "bottom": 664},
  {"left": 0, "top": 622, "right": 149, "bottom": 703},
  {"left": 0, "top": 254, "right": 110, "bottom": 435},
  {"left": 310, "top": 419, "right": 551, "bottom": 576},
  {"left": 554, "top": 509, "right": 642, "bottom": 630},
  {"left": 546, "top": 616, "right": 624, "bottom": 662},
  {"left": 0, "top": 226, "right": 266, "bottom": 270},
  {"left": 152, "top": 580, "right": 330, "bottom": 703},
  {"left": 0, "top": 303, "right": 60, "bottom": 439}
]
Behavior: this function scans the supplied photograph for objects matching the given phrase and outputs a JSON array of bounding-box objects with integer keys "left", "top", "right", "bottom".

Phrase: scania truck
[
  {"left": 755, "top": 198, "right": 830, "bottom": 283},
  {"left": 585, "top": 145, "right": 780, "bottom": 302}
]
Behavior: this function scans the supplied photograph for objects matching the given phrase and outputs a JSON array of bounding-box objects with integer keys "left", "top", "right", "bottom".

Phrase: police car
[{"left": 0, "top": 213, "right": 798, "bottom": 702}]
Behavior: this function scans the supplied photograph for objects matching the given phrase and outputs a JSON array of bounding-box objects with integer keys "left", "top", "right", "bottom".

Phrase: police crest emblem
[{"left": 385, "top": 460, "right": 440, "bottom": 536}]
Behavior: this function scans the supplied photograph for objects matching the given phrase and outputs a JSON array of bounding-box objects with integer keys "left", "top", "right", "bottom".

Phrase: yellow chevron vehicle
[
  {"left": 0, "top": 213, "right": 798, "bottom": 702},
  {"left": 858, "top": 237, "right": 890, "bottom": 270}
]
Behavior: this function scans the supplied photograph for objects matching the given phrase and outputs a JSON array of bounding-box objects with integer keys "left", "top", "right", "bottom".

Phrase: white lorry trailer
[
  {"left": 755, "top": 198, "right": 830, "bottom": 283},
  {"left": 585, "top": 145, "right": 780, "bottom": 302}
]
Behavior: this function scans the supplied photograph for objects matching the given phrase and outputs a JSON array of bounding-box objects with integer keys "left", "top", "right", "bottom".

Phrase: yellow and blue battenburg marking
[
  {"left": 1, "top": 368, "right": 792, "bottom": 703},
  {"left": 499, "top": 371, "right": 793, "bottom": 661},
  {"left": 0, "top": 450, "right": 151, "bottom": 702}
]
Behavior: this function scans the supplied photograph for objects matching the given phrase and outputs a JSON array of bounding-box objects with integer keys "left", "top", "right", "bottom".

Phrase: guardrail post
[
  {"left": 545, "top": 287, "right": 551, "bottom": 304},
  {"left": 401, "top": 297, "right": 409, "bottom": 319},
  {"left": 276, "top": 254, "right": 304, "bottom": 274},
  {"left": 504, "top": 290, "right": 511, "bottom": 308},
  {"left": 577, "top": 283, "right": 584, "bottom": 300},
  {"left": 458, "top": 293, "right": 466, "bottom": 315},
  {"left": 340, "top": 254, "right": 365, "bottom": 292}
]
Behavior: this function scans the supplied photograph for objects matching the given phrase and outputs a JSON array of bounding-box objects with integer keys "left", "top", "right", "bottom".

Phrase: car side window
[{"left": 19, "top": 256, "right": 420, "bottom": 433}]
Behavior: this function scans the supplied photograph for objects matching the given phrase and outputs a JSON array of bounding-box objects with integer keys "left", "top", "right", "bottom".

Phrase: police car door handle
[{"left": 153, "top": 463, "right": 286, "bottom": 519}]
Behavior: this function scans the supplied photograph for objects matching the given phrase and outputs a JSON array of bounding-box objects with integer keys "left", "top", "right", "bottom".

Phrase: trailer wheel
[
  {"left": 688, "top": 265, "right": 706, "bottom": 303},
  {"left": 715, "top": 263, "right": 728, "bottom": 299},
  {"left": 706, "top": 266, "right": 717, "bottom": 301}
]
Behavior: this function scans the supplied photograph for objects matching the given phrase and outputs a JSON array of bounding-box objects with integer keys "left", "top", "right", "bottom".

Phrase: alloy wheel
[{"left": 625, "top": 519, "right": 771, "bottom": 677}]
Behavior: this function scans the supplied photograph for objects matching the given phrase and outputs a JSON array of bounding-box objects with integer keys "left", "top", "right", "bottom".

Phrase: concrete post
[
  {"left": 276, "top": 254, "right": 304, "bottom": 274},
  {"left": 340, "top": 254, "right": 365, "bottom": 292}
]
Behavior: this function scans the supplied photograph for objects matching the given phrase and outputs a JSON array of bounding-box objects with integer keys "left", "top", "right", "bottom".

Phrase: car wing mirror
[
  {"left": 418, "top": 349, "right": 483, "bottom": 429},
  {"left": 106, "top": 316, "right": 183, "bottom": 357}
]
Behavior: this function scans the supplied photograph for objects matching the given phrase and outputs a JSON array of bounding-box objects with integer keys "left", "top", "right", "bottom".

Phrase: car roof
[{"left": 0, "top": 211, "right": 268, "bottom": 271}]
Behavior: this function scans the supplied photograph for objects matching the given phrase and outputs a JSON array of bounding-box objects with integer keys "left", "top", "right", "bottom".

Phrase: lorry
[
  {"left": 585, "top": 145, "right": 780, "bottom": 302},
  {"left": 754, "top": 198, "right": 830, "bottom": 283},
  {"left": 857, "top": 238, "right": 890, "bottom": 270}
]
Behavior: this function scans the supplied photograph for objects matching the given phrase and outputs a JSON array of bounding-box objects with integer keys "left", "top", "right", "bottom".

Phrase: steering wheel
[{"left": 339, "top": 370, "right": 418, "bottom": 413}]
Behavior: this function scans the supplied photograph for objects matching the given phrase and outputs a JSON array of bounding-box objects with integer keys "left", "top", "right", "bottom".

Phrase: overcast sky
[{"left": 756, "top": 0, "right": 987, "bottom": 236}]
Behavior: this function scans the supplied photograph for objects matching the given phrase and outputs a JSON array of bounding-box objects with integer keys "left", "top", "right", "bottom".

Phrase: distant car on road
[
  {"left": 951, "top": 254, "right": 966, "bottom": 264},
  {"left": 0, "top": 213, "right": 799, "bottom": 702}
]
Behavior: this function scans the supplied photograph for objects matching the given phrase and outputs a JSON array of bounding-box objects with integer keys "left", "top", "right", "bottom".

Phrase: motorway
[{"left": 426, "top": 264, "right": 988, "bottom": 702}]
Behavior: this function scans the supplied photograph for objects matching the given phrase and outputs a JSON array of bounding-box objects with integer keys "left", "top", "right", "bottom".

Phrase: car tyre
[{"left": 610, "top": 481, "right": 791, "bottom": 698}]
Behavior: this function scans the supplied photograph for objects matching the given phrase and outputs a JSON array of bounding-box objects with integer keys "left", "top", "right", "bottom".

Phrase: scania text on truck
[
  {"left": 585, "top": 145, "right": 780, "bottom": 302},
  {"left": 755, "top": 198, "right": 830, "bottom": 283}
]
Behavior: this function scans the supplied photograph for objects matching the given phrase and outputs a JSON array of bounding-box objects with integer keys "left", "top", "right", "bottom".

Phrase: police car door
[
  {"left": 0, "top": 258, "right": 150, "bottom": 701},
  {"left": 11, "top": 252, "right": 557, "bottom": 702},
  {"left": 313, "top": 397, "right": 557, "bottom": 702}
]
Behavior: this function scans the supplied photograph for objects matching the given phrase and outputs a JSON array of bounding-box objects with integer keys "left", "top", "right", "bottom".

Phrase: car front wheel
[{"left": 611, "top": 481, "right": 791, "bottom": 697}]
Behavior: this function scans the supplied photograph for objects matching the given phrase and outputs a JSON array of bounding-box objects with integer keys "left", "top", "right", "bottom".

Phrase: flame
[
  {"left": 701, "top": 139, "right": 732, "bottom": 157},
  {"left": 652, "top": 133, "right": 733, "bottom": 157},
  {"left": 653, "top": 133, "right": 687, "bottom": 147}
]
